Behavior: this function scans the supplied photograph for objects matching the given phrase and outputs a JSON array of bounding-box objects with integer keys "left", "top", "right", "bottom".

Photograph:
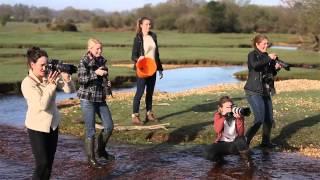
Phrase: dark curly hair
[{"left": 26, "top": 46, "right": 48, "bottom": 68}]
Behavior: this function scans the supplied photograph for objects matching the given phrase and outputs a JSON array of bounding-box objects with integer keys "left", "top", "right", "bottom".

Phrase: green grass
[
  {"left": 60, "top": 88, "right": 320, "bottom": 150},
  {"left": 0, "top": 22, "right": 319, "bottom": 84}
]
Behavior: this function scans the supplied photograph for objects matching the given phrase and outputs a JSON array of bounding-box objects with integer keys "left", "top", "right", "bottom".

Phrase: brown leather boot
[
  {"left": 132, "top": 113, "right": 143, "bottom": 125},
  {"left": 145, "top": 111, "right": 158, "bottom": 123}
]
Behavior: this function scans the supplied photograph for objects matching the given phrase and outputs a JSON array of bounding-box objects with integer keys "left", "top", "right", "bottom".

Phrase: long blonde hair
[
  {"left": 135, "top": 17, "right": 152, "bottom": 34},
  {"left": 87, "top": 38, "right": 102, "bottom": 51}
]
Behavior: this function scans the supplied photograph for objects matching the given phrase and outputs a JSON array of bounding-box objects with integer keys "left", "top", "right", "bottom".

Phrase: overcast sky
[{"left": 0, "top": 0, "right": 282, "bottom": 12}]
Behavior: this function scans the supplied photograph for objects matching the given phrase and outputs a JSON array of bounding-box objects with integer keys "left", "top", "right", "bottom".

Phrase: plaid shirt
[{"left": 77, "top": 54, "right": 108, "bottom": 102}]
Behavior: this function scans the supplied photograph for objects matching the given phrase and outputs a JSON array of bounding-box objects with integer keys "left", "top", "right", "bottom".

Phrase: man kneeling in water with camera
[{"left": 205, "top": 96, "right": 251, "bottom": 165}]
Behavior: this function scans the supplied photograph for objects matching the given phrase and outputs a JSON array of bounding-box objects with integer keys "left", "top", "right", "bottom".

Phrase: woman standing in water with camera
[
  {"left": 77, "top": 38, "right": 115, "bottom": 169},
  {"left": 21, "top": 47, "right": 75, "bottom": 179},
  {"left": 131, "top": 16, "right": 164, "bottom": 125},
  {"left": 244, "top": 34, "right": 282, "bottom": 148}
]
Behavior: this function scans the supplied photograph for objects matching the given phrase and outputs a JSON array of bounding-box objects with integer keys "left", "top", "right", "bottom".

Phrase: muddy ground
[{"left": 1, "top": 125, "right": 320, "bottom": 179}]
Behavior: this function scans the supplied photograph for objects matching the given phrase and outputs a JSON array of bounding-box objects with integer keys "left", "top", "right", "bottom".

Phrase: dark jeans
[
  {"left": 133, "top": 73, "right": 156, "bottom": 114},
  {"left": 205, "top": 136, "right": 248, "bottom": 161},
  {"left": 28, "top": 128, "right": 58, "bottom": 180},
  {"left": 80, "top": 100, "right": 114, "bottom": 138},
  {"left": 245, "top": 95, "right": 273, "bottom": 145}
]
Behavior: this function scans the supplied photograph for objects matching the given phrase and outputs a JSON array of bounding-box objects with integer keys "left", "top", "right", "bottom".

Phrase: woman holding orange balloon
[{"left": 131, "top": 16, "right": 163, "bottom": 125}]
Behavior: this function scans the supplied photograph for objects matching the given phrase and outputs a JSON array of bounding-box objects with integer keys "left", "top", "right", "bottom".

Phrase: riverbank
[{"left": 57, "top": 79, "right": 320, "bottom": 158}]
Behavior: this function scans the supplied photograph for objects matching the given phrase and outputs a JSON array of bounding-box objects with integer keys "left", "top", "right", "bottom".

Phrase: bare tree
[{"left": 282, "top": 0, "right": 320, "bottom": 51}]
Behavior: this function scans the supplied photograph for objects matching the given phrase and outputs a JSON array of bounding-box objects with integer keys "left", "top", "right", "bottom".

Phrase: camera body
[
  {"left": 275, "top": 58, "right": 291, "bottom": 71},
  {"left": 46, "top": 59, "right": 77, "bottom": 75},
  {"left": 225, "top": 106, "right": 251, "bottom": 126},
  {"left": 262, "top": 73, "right": 274, "bottom": 84},
  {"left": 94, "top": 66, "right": 113, "bottom": 97}
]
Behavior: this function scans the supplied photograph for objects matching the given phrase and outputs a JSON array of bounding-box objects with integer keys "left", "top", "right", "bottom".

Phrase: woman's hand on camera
[
  {"left": 221, "top": 108, "right": 231, "bottom": 116},
  {"left": 95, "top": 67, "right": 107, "bottom": 76},
  {"left": 275, "top": 62, "right": 282, "bottom": 70},
  {"left": 48, "top": 71, "right": 59, "bottom": 85},
  {"left": 61, "top": 72, "right": 71, "bottom": 82},
  {"left": 268, "top": 53, "right": 277, "bottom": 60},
  {"left": 233, "top": 112, "right": 242, "bottom": 118}
]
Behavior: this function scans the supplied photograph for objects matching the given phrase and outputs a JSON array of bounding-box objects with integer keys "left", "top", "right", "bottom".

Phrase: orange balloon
[{"left": 136, "top": 57, "right": 157, "bottom": 78}]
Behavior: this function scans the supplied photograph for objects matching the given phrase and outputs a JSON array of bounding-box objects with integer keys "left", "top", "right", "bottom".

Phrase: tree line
[{"left": 0, "top": 0, "right": 319, "bottom": 50}]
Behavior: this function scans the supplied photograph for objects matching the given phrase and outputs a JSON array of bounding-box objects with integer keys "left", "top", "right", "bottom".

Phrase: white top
[
  {"left": 21, "top": 70, "right": 75, "bottom": 133},
  {"left": 143, "top": 35, "right": 156, "bottom": 60},
  {"left": 220, "top": 120, "right": 238, "bottom": 142}
]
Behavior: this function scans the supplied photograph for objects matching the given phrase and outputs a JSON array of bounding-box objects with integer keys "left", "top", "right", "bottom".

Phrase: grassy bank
[
  {"left": 1, "top": 22, "right": 320, "bottom": 84},
  {"left": 59, "top": 80, "right": 320, "bottom": 154}
]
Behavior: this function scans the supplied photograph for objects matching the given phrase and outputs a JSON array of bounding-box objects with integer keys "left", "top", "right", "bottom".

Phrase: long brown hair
[
  {"left": 252, "top": 34, "right": 268, "bottom": 49},
  {"left": 217, "top": 96, "right": 233, "bottom": 108},
  {"left": 135, "top": 16, "right": 152, "bottom": 34}
]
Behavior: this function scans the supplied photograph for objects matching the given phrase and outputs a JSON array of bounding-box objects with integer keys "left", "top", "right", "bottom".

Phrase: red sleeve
[
  {"left": 236, "top": 117, "right": 245, "bottom": 136},
  {"left": 213, "top": 112, "right": 225, "bottom": 134}
]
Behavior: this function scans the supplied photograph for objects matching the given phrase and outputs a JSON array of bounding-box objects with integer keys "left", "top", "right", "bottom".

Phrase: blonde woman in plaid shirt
[{"left": 77, "top": 38, "right": 114, "bottom": 168}]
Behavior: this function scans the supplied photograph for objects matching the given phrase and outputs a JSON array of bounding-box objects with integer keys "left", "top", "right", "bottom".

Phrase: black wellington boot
[
  {"left": 261, "top": 123, "right": 276, "bottom": 148},
  {"left": 97, "top": 131, "right": 115, "bottom": 161},
  {"left": 245, "top": 122, "right": 262, "bottom": 146},
  {"left": 85, "top": 137, "right": 103, "bottom": 168}
]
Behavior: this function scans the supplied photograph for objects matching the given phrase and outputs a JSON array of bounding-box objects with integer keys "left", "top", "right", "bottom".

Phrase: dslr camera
[
  {"left": 225, "top": 106, "right": 251, "bottom": 126},
  {"left": 97, "top": 66, "right": 113, "bottom": 97},
  {"left": 46, "top": 59, "right": 77, "bottom": 75},
  {"left": 275, "top": 57, "right": 291, "bottom": 71},
  {"left": 262, "top": 73, "right": 274, "bottom": 84}
]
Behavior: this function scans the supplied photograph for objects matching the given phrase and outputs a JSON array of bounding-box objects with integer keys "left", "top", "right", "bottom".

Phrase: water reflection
[
  {"left": 0, "top": 92, "right": 78, "bottom": 127},
  {"left": 155, "top": 66, "right": 244, "bottom": 92},
  {"left": 270, "top": 45, "right": 298, "bottom": 51}
]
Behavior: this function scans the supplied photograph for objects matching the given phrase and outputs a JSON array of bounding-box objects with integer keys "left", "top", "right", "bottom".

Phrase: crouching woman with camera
[
  {"left": 244, "top": 34, "right": 282, "bottom": 148},
  {"left": 21, "top": 47, "right": 75, "bottom": 180},
  {"left": 205, "top": 96, "right": 249, "bottom": 163}
]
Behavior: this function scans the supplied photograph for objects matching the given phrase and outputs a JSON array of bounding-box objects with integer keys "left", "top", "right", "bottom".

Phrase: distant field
[
  {"left": 0, "top": 22, "right": 310, "bottom": 48},
  {"left": 0, "top": 22, "right": 319, "bottom": 83}
]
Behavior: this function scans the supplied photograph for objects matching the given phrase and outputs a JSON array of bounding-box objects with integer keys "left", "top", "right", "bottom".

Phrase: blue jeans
[
  {"left": 80, "top": 100, "right": 114, "bottom": 138},
  {"left": 245, "top": 95, "right": 273, "bottom": 145},
  {"left": 133, "top": 73, "right": 156, "bottom": 113}
]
